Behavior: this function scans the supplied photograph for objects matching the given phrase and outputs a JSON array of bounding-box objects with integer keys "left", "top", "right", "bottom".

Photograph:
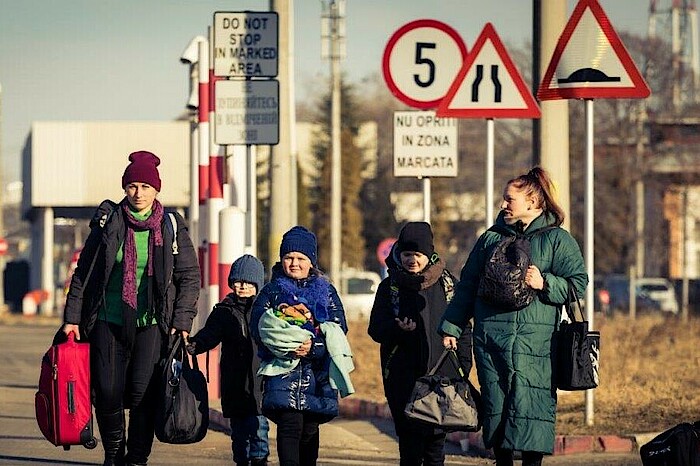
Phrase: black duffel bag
[
  {"left": 154, "top": 335, "right": 209, "bottom": 444},
  {"left": 640, "top": 421, "right": 700, "bottom": 466},
  {"left": 404, "top": 348, "right": 481, "bottom": 432}
]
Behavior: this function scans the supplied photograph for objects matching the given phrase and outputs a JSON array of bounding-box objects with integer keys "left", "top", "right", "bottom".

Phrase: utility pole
[
  {"left": 322, "top": 0, "right": 345, "bottom": 285},
  {"left": 533, "top": 0, "right": 570, "bottom": 231},
  {"left": 269, "top": 0, "right": 297, "bottom": 265}
]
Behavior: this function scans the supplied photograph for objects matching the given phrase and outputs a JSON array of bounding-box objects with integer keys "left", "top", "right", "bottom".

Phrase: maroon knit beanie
[{"left": 121, "top": 151, "right": 162, "bottom": 191}]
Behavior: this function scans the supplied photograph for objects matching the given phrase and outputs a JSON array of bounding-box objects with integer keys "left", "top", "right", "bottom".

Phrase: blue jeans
[{"left": 230, "top": 414, "right": 270, "bottom": 464}]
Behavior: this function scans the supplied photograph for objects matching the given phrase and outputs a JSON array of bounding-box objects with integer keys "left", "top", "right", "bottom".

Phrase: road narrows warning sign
[{"left": 436, "top": 23, "right": 540, "bottom": 119}]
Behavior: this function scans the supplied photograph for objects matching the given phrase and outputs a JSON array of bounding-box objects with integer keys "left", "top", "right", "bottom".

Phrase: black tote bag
[
  {"left": 404, "top": 348, "right": 481, "bottom": 432},
  {"left": 555, "top": 280, "right": 601, "bottom": 391},
  {"left": 154, "top": 335, "right": 209, "bottom": 444}
]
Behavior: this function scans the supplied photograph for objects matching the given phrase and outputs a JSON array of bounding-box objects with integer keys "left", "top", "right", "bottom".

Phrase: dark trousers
[
  {"left": 494, "top": 448, "right": 544, "bottom": 466},
  {"left": 273, "top": 410, "right": 321, "bottom": 466},
  {"left": 390, "top": 402, "right": 446, "bottom": 466},
  {"left": 397, "top": 430, "right": 446, "bottom": 466},
  {"left": 90, "top": 321, "right": 162, "bottom": 463},
  {"left": 230, "top": 414, "right": 270, "bottom": 464}
]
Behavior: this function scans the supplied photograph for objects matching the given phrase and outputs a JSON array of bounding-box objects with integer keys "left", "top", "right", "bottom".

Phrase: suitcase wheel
[
  {"left": 84, "top": 437, "right": 97, "bottom": 450},
  {"left": 62, "top": 445, "right": 70, "bottom": 451}
]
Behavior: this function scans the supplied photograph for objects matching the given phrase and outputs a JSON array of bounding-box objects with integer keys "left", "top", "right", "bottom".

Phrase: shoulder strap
[
  {"left": 165, "top": 212, "right": 179, "bottom": 255},
  {"left": 390, "top": 278, "right": 400, "bottom": 317},
  {"left": 441, "top": 269, "right": 455, "bottom": 303},
  {"left": 90, "top": 199, "right": 118, "bottom": 229}
]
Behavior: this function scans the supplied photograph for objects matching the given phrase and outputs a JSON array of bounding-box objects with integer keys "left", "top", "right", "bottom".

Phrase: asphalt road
[{"left": 0, "top": 319, "right": 643, "bottom": 465}]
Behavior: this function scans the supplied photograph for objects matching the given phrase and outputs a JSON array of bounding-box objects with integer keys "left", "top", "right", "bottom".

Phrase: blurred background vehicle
[
  {"left": 598, "top": 275, "right": 679, "bottom": 315},
  {"left": 338, "top": 268, "right": 381, "bottom": 321}
]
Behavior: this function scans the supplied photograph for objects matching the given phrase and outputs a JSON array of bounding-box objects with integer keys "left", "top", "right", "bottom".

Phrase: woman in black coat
[
  {"left": 368, "top": 222, "right": 472, "bottom": 466},
  {"left": 62, "top": 151, "right": 200, "bottom": 466}
]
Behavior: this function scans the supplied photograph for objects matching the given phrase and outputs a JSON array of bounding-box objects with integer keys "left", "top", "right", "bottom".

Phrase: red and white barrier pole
[
  {"left": 194, "top": 37, "right": 210, "bottom": 332},
  {"left": 207, "top": 26, "right": 224, "bottom": 318},
  {"left": 219, "top": 207, "right": 246, "bottom": 300}
]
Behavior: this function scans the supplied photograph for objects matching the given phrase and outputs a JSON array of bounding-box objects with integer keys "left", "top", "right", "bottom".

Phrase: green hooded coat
[{"left": 440, "top": 212, "right": 588, "bottom": 454}]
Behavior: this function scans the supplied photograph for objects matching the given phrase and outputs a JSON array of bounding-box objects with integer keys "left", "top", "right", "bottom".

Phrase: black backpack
[
  {"left": 640, "top": 421, "right": 700, "bottom": 466},
  {"left": 477, "top": 225, "right": 555, "bottom": 311}
]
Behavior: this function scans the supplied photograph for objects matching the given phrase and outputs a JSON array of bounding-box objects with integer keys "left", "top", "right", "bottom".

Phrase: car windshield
[
  {"left": 639, "top": 284, "right": 669, "bottom": 292},
  {"left": 346, "top": 278, "right": 376, "bottom": 294}
]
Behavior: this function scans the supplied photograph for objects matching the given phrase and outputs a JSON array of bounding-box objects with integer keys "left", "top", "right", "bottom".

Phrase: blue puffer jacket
[{"left": 250, "top": 264, "right": 347, "bottom": 423}]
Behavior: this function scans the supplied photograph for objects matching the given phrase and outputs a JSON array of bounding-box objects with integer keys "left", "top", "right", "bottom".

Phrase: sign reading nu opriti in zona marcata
[{"left": 393, "top": 111, "right": 458, "bottom": 178}]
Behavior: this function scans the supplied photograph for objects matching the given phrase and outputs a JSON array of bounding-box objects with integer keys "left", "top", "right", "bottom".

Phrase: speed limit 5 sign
[{"left": 382, "top": 19, "right": 467, "bottom": 109}]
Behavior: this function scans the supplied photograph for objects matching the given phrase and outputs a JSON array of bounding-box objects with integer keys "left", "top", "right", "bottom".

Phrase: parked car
[
  {"left": 637, "top": 278, "right": 679, "bottom": 314},
  {"left": 600, "top": 275, "right": 679, "bottom": 315},
  {"left": 338, "top": 269, "right": 381, "bottom": 321}
]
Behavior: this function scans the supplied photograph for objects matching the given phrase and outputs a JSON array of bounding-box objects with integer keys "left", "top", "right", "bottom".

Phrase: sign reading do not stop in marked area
[{"left": 213, "top": 11, "right": 278, "bottom": 77}]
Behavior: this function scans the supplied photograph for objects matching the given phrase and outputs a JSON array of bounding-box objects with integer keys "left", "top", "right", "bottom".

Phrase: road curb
[
  {"left": 336, "top": 397, "right": 641, "bottom": 456},
  {"left": 0, "top": 312, "right": 62, "bottom": 327}
]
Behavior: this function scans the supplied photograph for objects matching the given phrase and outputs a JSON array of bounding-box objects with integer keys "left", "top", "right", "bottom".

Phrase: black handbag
[
  {"left": 154, "top": 335, "right": 209, "bottom": 444},
  {"left": 404, "top": 348, "right": 481, "bottom": 432},
  {"left": 640, "top": 421, "right": 700, "bottom": 466},
  {"left": 554, "top": 280, "right": 601, "bottom": 391}
]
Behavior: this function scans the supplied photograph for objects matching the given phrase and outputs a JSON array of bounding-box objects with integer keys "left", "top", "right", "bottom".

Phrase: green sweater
[{"left": 99, "top": 209, "right": 157, "bottom": 327}]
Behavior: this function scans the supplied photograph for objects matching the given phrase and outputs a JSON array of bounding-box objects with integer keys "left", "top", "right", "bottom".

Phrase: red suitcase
[{"left": 35, "top": 331, "right": 97, "bottom": 450}]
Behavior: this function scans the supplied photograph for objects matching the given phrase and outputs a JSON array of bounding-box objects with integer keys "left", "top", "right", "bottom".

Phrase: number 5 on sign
[{"left": 382, "top": 19, "right": 468, "bottom": 109}]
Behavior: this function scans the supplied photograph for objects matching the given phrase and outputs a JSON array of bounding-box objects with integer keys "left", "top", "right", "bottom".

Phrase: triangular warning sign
[
  {"left": 436, "top": 23, "right": 540, "bottom": 119},
  {"left": 537, "top": 0, "right": 651, "bottom": 100}
]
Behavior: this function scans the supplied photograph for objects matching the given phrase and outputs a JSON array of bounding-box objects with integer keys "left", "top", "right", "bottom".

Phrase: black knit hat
[
  {"left": 279, "top": 226, "right": 318, "bottom": 266},
  {"left": 228, "top": 254, "right": 265, "bottom": 292},
  {"left": 397, "top": 222, "right": 435, "bottom": 257}
]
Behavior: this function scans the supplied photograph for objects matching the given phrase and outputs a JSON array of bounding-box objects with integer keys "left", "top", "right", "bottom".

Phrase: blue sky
[{"left": 0, "top": 1, "right": 649, "bottom": 183}]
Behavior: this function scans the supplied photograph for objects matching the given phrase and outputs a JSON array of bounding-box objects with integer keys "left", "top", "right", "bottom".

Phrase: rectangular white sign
[
  {"left": 214, "top": 80, "right": 279, "bottom": 145},
  {"left": 393, "top": 111, "right": 458, "bottom": 177},
  {"left": 213, "top": 11, "right": 278, "bottom": 77}
]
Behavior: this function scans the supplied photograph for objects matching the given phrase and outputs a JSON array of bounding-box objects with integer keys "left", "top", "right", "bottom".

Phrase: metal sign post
[{"left": 537, "top": 0, "right": 651, "bottom": 427}]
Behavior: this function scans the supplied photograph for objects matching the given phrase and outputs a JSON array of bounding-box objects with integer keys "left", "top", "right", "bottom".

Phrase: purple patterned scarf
[{"left": 120, "top": 198, "right": 164, "bottom": 312}]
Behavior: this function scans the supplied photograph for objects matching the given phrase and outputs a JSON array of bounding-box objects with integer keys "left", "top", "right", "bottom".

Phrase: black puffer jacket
[
  {"left": 368, "top": 249, "right": 473, "bottom": 426},
  {"left": 63, "top": 200, "right": 200, "bottom": 338},
  {"left": 189, "top": 293, "right": 262, "bottom": 418}
]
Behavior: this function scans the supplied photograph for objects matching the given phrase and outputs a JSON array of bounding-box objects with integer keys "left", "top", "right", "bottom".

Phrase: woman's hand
[
  {"left": 443, "top": 336, "right": 457, "bottom": 350},
  {"left": 63, "top": 323, "right": 81, "bottom": 340},
  {"left": 525, "top": 265, "right": 544, "bottom": 290},
  {"left": 395, "top": 317, "right": 416, "bottom": 332},
  {"left": 170, "top": 328, "right": 190, "bottom": 342},
  {"left": 294, "top": 339, "right": 312, "bottom": 358}
]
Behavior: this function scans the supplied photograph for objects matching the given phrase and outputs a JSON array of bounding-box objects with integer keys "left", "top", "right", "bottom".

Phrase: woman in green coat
[{"left": 440, "top": 167, "right": 588, "bottom": 466}]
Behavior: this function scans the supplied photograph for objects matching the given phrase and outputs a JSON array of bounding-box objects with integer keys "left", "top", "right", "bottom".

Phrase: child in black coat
[{"left": 187, "top": 254, "right": 269, "bottom": 466}]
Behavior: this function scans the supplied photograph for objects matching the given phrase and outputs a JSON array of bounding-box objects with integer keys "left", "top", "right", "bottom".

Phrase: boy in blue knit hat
[{"left": 187, "top": 254, "right": 269, "bottom": 466}]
